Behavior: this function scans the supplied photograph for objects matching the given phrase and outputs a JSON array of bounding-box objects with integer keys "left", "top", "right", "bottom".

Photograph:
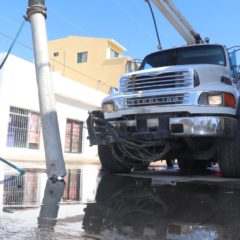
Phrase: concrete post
[
  {"left": 38, "top": 179, "right": 65, "bottom": 230},
  {"left": 26, "top": 0, "right": 66, "bottom": 179}
]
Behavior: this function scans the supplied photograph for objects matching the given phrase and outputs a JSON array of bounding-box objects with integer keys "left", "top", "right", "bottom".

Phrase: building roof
[{"left": 49, "top": 36, "right": 127, "bottom": 52}]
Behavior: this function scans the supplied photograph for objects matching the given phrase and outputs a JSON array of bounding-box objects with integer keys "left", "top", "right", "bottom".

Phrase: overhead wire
[
  {"left": 0, "top": 14, "right": 20, "bottom": 26},
  {"left": 111, "top": 0, "right": 155, "bottom": 41},
  {"left": 51, "top": 57, "right": 112, "bottom": 88},
  {"left": 0, "top": 18, "right": 26, "bottom": 70},
  {"left": 48, "top": 8, "right": 91, "bottom": 36},
  {"left": 0, "top": 5, "right": 134, "bottom": 90},
  {"left": 0, "top": 31, "right": 32, "bottom": 51},
  {"left": 0, "top": 28, "right": 112, "bottom": 89}
]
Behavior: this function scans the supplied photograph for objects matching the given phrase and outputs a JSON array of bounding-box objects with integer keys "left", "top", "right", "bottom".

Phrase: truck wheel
[
  {"left": 218, "top": 123, "right": 240, "bottom": 177},
  {"left": 98, "top": 144, "right": 131, "bottom": 173}
]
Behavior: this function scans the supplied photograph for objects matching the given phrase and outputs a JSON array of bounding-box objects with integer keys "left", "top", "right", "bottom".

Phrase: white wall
[
  {"left": 0, "top": 53, "right": 9, "bottom": 153},
  {"left": 53, "top": 71, "right": 106, "bottom": 160},
  {"left": 0, "top": 54, "right": 39, "bottom": 159},
  {"left": 0, "top": 54, "right": 107, "bottom": 162}
]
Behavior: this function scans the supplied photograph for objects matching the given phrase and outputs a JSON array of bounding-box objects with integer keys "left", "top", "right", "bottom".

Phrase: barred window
[
  {"left": 3, "top": 174, "right": 39, "bottom": 209},
  {"left": 7, "top": 106, "right": 41, "bottom": 149},
  {"left": 62, "top": 170, "right": 81, "bottom": 201},
  {"left": 65, "top": 119, "right": 83, "bottom": 153}
]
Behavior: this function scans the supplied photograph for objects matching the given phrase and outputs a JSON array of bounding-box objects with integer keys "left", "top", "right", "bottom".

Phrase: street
[{"left": 0, "top": 161, "right": 239, "bottom": 239}]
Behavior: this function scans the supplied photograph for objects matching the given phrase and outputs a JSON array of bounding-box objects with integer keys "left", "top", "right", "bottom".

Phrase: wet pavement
[{"left": 0, "top": 161, "right": 239, "bottom": 240}]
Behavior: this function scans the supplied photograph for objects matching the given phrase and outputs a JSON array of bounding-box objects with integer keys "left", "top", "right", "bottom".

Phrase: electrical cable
[
  {"left": 112, "top": 0, "right": 154, "bottom": 40},
  {"left": 48, "top": 8, "right": 91, "bottom": 36},
  {"left": 51, "top": 57, "right": 112, "bottom": 87},
  {"left": 0, "top": 30, "right": 113, "bottom": 89},
  {"left": 0, "top": 18, "right": 26, "bottom": 70},
  {"left": 0, "top": 157, "right": 25, "bottom": 175},
  {"left": 91, "top": 114, "right": 170, "bottom": 168},
  {"left": 0, "top": 31, "right": 32, "bottom": 50},
  {"left": 227, "top": 45, "right": 240, "bottom": 51},
  {"left": 145, "top": 0, "right": 162, "bottom": 50},
  {"left": 229, "top": 48, "right": 240, "bottom": 55}
]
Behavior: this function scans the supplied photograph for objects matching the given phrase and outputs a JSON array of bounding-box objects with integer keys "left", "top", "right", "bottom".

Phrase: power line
[
  {"left": 0, "top": 19, "right": 26, "bottom": 70},
  {"left": 0, "top": 31, "right": 32, "bottom": 51},
  {"left": 112, "top": 0, "right": 155, "bottom": 41},
  {"left": 48, "top": 8, "right": 91, "bottom": 36},
  {"left": 0, "top": 14, "right": 20, "bottom": 26},
  {"left": 51, "top": 57, "right": 112, "bottom": 88},
  {"left": 0, "top": 29, "right": 112, "bottom": 89}
]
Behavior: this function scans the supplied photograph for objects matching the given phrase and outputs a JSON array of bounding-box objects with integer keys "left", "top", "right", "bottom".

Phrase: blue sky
[{"left": 0, "top": 1, "right": 240, "bottom": 62}]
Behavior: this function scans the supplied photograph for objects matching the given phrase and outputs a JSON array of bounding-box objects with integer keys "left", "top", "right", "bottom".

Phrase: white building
[{"left": 0, "top": 53, "right": 107, "bottom": 163}]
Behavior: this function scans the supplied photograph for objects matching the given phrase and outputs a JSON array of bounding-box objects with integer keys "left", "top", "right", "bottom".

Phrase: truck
[{"left": 87, "top": 0, "right": 240, "bottom": 177}]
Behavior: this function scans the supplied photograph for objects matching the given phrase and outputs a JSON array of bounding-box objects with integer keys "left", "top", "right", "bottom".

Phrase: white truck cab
[{"left": 87, "top": 2, "right": 240, "bottom": 177}]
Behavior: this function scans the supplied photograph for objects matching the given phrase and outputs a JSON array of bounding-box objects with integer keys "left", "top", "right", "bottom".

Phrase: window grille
[
  {"left": 7, "top": 106, "right": 41, "bottom": 149},
  {"left": 65, "top": 119, "right": 83, "bottom": 153},
  {"left": 63, "top": 170, "right": 82, "bottom": 201},
  {"left": 3, "top": 174, "right": 39, "bottom": 209}
]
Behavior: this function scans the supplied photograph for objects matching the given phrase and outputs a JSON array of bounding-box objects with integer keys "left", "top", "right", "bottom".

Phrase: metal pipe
[{"left": 26, "top": 0, "right": 66, "bottom": 178}]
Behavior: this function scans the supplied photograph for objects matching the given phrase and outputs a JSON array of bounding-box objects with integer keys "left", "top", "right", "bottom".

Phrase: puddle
[
  {"left": 0, "top": 163, "right": 100, "bottom": 239},
  {"left": 0, "top": 161, "right": 239, "bottom": 239},
  {"left": 83, "top": 173, "right": 240, "bottom": 240}
]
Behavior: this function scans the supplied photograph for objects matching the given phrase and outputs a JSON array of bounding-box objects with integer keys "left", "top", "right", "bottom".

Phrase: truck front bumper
[
  {"left": 169, "top": 116, "right": 236, "bottom": 137},
  {"left": 109, "top": 116, "right": 237, "bottom": 137}
]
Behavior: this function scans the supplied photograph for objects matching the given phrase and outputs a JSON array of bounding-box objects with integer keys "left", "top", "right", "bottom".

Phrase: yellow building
[{"left": 48, "top": 36, "right": 132, "bottom": 93}]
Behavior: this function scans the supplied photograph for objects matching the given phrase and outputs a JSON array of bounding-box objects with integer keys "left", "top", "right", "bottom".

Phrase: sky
[{"left": 0, "top": 0, "right": 240, "bottom": 62}]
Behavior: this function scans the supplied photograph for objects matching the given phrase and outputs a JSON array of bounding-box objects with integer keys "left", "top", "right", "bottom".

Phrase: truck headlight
[
  {"left": 208, "top": 95, "right": 222, "bottom": 105},
  {"left": 102, "top": 102, "right": 118, "bottom": 113},
  {"left": 199, "top": 92, "right": 236, "bottom": 108}
]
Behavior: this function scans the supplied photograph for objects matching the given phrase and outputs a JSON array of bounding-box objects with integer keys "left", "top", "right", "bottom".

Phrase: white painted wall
[{"left": 0, "top": 53, "right": 107, "bottom": 162}]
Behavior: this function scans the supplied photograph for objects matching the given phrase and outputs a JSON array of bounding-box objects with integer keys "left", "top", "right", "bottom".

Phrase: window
[
  {"left": 77, "top": 51, "right": 88, "bottom": 63},
  {"left": 53, "top": 52, "right": 59, "bottom": 57},
  {"left": 140, "top": 45, "right": 226, "bottom": 70},
  {"left": 63, "top": 169, "right": 81, "bottom": 201},
  {"left": 7, "top": 106, "right": 41, "bottom": 149},
  {"left": 110, "top": 49, "right": 119, "bottom": 59},
  {"left": 3, "top": 173, "right": 39, "bottom": 208},
  {"left": 65, "top": 119, "right": 83, "bottom": 153}
]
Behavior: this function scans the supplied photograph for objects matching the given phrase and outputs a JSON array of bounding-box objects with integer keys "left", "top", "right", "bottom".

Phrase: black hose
[{"left": 145, "top": 0, "right": 162, "bottom": 50}]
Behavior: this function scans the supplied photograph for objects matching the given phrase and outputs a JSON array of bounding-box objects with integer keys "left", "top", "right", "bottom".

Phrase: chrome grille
[
  {"left": 121, "top": 70, "right": 193, "bottom": 93},
  {"left": 126, "top": 94, "right": 189, "bottom": 107}
]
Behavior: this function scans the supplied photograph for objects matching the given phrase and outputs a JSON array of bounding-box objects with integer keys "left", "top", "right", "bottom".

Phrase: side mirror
[
  {"left": 109, "top": 87, "right": 118, "bottom": 95},
  {"left": 125, "top": 59, "right": 142, "bottom": 73}
]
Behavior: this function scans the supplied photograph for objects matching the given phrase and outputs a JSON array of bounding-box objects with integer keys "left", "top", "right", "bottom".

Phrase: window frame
[
  {"left": 64, "top": 119, "right": 83, "bottom": 153},
  {"left": 77, "top": 51, "right": 88, "bottom": 63}
]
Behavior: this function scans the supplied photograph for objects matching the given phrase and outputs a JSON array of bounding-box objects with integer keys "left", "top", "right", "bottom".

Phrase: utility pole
[{"left": 26, "top": 0, "right": 66, "bottom": 179}]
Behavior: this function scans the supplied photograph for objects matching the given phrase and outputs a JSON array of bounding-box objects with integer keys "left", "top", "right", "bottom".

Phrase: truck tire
[
  {"left": 98, "top": 144, "right": 150, "bottom": 173},
  {"left": 98, "top": 144, "right": 131, "bottom": 173},
  {"left": 218, "top": 121, "right": 240, "bottom": 177}
]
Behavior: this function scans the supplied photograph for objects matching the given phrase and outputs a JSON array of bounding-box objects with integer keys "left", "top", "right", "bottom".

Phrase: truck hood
[
  {"left": 121, "top": 64, "right": 232, "bottom": 88},
  {"left": 124, "top": 64, "right": 230, "bottom": 79}
]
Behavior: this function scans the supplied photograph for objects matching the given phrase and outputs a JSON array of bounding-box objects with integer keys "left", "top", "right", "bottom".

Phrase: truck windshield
[{"left": 140, "top": 45, "right": 226, "bottom": 70}]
